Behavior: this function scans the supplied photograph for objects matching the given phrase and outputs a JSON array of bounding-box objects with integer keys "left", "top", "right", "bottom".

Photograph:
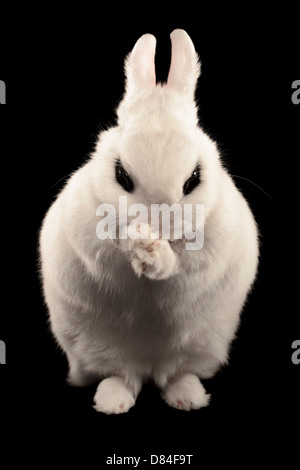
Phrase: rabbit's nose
[{"left": 150, "top": 190, "right": 179, "bottom": 207}]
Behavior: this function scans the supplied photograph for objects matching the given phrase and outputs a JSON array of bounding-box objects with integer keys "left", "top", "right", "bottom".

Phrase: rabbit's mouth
[{"left": 96, "top": 198, "right": 204, "bottom": 253}]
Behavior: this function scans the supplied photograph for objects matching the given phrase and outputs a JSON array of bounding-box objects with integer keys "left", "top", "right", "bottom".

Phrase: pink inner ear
[
  {"left": 149, "top": 68, "right": 156, "bottom": 85},
  {"left": 136, "top": 46, "right": 156, "bottom": 85}
]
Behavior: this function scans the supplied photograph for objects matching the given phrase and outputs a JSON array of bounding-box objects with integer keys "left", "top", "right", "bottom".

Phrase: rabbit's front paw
[
  {"left": 93, "top": 377, "right": 135, "bottom": 414},
  {"left": 162, "top": 374, "right": 210, "bottom": 411},
  {"left": 129, "top": 224, "right": 178, "bottom": 280}
]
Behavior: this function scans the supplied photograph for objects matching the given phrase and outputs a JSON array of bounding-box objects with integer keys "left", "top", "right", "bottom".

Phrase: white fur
[
  {"left": 39, "top": 30, "right": 259, "bottom": 413},
  {"left": 126, "top": 223, "right": 179, "bottom": 280},
  {"left": 94, "top": 377, "right": 136, "bottom": 414},
  {"left": 162, "top": 374, "right": 210, "bottom": 411}
]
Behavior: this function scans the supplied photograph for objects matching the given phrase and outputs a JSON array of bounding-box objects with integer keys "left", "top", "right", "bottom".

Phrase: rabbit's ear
[
  {"left": 124, "top": 34, "right": 156, "bottom": 96},
  {"left": 167, "top": 29, "right": 200, "bottom": 101}
]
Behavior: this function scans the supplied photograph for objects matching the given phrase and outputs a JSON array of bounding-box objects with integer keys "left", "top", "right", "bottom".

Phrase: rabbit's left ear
[
  {"left": 167, "top": 29, "right": 201, "bottom": 101},
  {"left": 124, "top": 33, "right": 157, "bottom": 97}
]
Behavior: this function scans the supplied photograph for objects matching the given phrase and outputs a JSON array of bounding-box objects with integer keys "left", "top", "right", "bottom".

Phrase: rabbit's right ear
[
  {"left": 124, "top": 34, "right": 157, "bottom": 98},
  {"left": 167, "top": 29, "right": 200, "bottom": 102}
]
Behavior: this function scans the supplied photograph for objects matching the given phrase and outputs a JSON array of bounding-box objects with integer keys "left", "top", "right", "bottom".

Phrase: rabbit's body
[{"left": 40, "top": 31, "right": 258, "bottom": 413}]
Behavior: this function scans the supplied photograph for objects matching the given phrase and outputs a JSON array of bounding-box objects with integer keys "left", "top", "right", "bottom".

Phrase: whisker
[
  {"left": 45, "top": 173, "right": 73, "bottom": 192},
  {"left": 232, "top": 175, "right": 276, "bottom": 204}
]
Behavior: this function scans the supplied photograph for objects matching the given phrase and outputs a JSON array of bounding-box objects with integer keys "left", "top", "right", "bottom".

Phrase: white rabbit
[{"left": 39, "top": 29, "right": 259, "bottom": 414}]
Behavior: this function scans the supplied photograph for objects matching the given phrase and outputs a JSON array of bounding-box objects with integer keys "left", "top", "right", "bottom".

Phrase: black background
[{"left": 0, "top": 6, "right": 299, "bottom": 467}]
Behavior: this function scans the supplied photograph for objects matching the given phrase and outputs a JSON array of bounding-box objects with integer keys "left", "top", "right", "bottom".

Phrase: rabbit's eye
[
  {"left": 183, "top": 164, "right": 201, "bottom": 196},
  {"left": 115, "top": 159, "right": 135, "bottom": 193}
]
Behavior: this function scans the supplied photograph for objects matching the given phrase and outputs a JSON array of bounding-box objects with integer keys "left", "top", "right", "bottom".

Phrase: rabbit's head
[{"left": 92, "top": 30, "right": 224, "bottom": 240}]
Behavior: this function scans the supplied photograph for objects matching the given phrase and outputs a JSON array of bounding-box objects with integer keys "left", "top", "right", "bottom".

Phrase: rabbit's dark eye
[
  {"left": 115, "top": 159, "right": 135, "bottom": 193},
  {"left": 183, "top": 164, "right": 201, "bottom": 196}
]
